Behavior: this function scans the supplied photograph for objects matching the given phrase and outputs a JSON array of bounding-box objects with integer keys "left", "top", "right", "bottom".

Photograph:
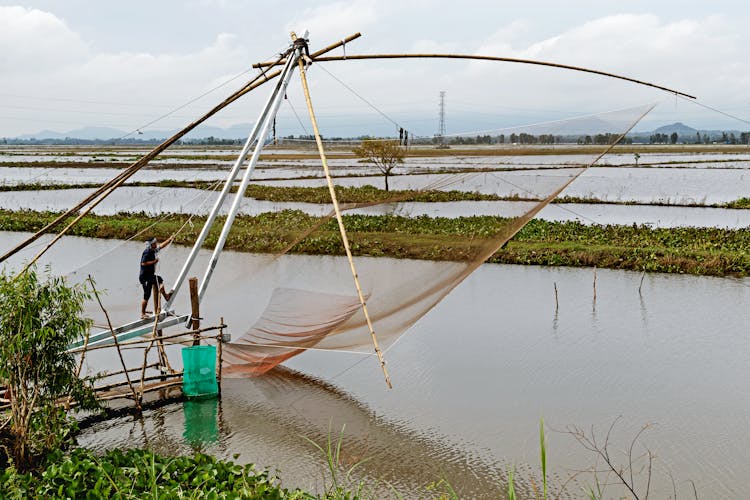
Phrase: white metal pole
[
  {"left": 164, "top": 47, "right": 296, "bottom": 310},
  {"left": 197, "top": 43, "right": 303, "bottom": 302}
]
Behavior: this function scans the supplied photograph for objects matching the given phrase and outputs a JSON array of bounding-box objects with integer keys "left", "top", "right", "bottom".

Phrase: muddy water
[{"left": 2, "top": 233, "right": 749, "bottom": 498}]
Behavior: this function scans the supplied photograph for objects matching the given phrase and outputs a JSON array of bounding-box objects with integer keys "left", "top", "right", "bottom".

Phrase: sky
[{"left": 1, "top": 1, "right": 749, "bottom": 138}]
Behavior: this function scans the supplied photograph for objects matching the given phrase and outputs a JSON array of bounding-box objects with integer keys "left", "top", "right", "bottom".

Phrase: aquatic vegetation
[
  {"left": 1, "top": 448, "right": 312, "bottom": 499},
  {"left": 1, "top": 209, "right": 748, "bottom": 276}
]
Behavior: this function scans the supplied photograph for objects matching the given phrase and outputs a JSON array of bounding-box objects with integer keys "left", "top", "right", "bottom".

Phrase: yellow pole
[{"left": 293, "top": 33, "right": 392, "bottom": 389}]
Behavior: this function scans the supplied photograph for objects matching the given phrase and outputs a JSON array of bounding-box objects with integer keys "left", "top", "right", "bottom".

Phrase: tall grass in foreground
[{"left": 301, "top": 424, "right": 374, "bottom": 499}]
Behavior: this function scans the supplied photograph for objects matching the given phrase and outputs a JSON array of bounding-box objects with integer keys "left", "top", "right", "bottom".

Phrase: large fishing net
[
  {"left": 219, "top": 104, "right": 654, "bottom": 375},
  {"left": 0, "top": 95, "right": 654, "bottom": 380}
]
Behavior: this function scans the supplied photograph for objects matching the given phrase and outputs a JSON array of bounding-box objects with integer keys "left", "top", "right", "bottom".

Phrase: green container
[{"left": 182, "top": 345, "right": 218, "bottom": 398}]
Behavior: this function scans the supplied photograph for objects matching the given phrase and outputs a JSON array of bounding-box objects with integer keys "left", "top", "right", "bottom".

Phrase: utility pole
[{"left": 435, "top": 90, "right": 448, "bottom": 149}]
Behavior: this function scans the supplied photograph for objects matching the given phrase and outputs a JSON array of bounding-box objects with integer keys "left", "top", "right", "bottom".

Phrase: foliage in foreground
[
  {"left": 0, "top": 266, "right": 98, "bottom": 471},
  {"left": 0, "top": 448, "right": 312, "bottom": 499}
]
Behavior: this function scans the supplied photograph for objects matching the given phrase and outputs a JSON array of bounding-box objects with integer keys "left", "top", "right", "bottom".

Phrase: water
[{"left": 2, "top": 233, "right": 748, "bottom": 497}]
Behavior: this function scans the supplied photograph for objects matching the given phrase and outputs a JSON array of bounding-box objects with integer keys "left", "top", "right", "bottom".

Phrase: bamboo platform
[{"left": 1, "top": 273, "right": 225, "bottom": 418}]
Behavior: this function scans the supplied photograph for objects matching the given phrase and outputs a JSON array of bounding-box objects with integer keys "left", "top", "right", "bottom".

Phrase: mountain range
[{"left": 4, "top": 122, "right": 746, "bottom": 142}]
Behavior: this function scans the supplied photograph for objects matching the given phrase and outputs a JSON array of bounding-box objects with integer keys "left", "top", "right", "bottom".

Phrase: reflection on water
[{"left": 4, "top": 233, "right": 750, "bottom": 497}]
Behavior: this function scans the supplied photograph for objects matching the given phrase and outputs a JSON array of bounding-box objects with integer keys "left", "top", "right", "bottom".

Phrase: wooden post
[
  {"left": 592, "top": 267, "right": 597, "bottom": 303},
  {"left": 189, "top": 277, "right": 200, "bottom": 346},
  {"left": 553, "top": 282, "right": 559, "bottom": 312},
  {"left": 217, "top": 317, "right": 224, "bottom": 396},
  {"left": 152, "top": 282, "right": 172, "bottom": 379}
]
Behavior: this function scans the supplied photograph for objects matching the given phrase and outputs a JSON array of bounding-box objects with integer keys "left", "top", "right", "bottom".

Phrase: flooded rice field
[
  {"left": 2, "top": 232, "right": 749, "bottom": 498},
  {"left": 1, "top": 145, "right": 749, "bottom": 497},
  {"left": 1, "top": 185, "right": 750, "bottom": 229}
]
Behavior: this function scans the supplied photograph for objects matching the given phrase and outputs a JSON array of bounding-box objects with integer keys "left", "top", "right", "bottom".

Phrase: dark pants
[{"left": 140, "top": 275, "right": 164, "bottom": 301}]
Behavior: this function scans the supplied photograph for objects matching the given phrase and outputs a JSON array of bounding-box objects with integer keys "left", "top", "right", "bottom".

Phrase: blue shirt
[{"left": 140, "top": 246, "right": 158, "bottom": 280}]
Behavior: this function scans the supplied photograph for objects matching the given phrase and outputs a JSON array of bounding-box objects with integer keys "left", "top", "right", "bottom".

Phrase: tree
[
  {"left": 0, "top": 266, "right": 98, "bottom": 470},
  {"left": 670, "top": 132, "right": 678, "bottom": 144},
  {"left": 352, "top": 139, "right": 405, "bottom": 192}
]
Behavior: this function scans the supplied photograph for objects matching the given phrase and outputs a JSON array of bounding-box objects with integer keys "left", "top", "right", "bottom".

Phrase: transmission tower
[{"left": 436, "top": 91, "right": 448, "bottom": 148}]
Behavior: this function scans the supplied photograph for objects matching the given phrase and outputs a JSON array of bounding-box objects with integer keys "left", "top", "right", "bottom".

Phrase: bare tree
[{"left": 352, "top": 139, "right": 405, "bottom": 192}]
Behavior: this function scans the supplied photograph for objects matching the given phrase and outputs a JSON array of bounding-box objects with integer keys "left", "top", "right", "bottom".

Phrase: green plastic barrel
[{"left": 182, "top": 345, "right": 218, "bottom": 398}]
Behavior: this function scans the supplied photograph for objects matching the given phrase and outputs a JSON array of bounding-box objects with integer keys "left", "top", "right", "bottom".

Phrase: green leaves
[
  {"left": 1, "top": 448, "right": 312, "bottom": 499},
  {"left": 0, "top": 266, "right": 98, "bottom": 470}
]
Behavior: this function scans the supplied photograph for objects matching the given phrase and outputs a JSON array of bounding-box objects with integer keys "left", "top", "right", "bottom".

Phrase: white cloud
[
  {"left": 0, "top": 6, "right": 89, "bottom": 73},
  {"left": 464, "top": 13, "right": 748, "bottom": 119},
  {"left": 284, "top": 0, "right": 384, "bottom": 43}
]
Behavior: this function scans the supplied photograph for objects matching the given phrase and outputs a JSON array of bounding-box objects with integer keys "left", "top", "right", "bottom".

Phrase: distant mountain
[
  {"left": 16, "top": 126, "right": 128, "bottom": 140},
  {"left": 651, "top": 122, "right": 698, "bottom": 135},
  {"left": 7, "top": 120, "right": 747, "bottom": 144},
  {"left": 13, "top": 124, "right": 255, "bottom": 141}
]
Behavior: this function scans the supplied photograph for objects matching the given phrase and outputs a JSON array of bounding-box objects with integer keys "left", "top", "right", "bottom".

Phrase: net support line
[{"left": 295, "top": 32, "right": 393, "bottom": 389}]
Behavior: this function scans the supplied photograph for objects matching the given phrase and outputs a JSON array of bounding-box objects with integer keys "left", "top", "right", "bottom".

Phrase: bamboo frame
[
  {"left": 88, "top": 276, "right": 140, "bottom": 407},
  {"left": 68, "top": 325, "right": 226, "bottom": 354}
]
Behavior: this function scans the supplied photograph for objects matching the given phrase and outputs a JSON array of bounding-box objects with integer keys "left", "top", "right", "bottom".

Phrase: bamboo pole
[
  {"left": 95, "top": 372, "right": 183, "bottom": 393},
  {"left": 152, "top": 282, "right": 173, "bottom": 377},
  {"left": 67, "top": 325, "right": 226, "bottom": 354},
  {"left": 8, "top": 33, "right": 370, "bottom": 274},
  {"left": 4, "top": 68, "right": 283, "bottom": 271},
  {"left": 303, "top": 53, "right": 695, "bottom": 99},
  {"left": 74, "top": 321, "right": 92, "bottom": 379},
  {"left": 294, "top": 33, "right": 392, "bottom": 389},
  {"left": 88, "top": 276, "right": 140, "bottom": 409},
  {"left": 217, "top": 317, "right": 223, "bottom": 396},
  {"left": 253, "top": 32, "right": 362, "bottom": 69},
  {"left": 96, "top": 363, "right": 160, "bottom": 380}
]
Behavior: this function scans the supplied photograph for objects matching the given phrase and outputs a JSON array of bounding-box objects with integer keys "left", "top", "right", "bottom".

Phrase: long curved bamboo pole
[
  {"left": 294, "top": 34, "right": 393, "bottom": 389},
  {"left": 6, "top": 33, "right": 365, "bottom": 271},
  {"left": 2, "top": 67, "right": 282, "bottom": 268},
  {"left": 256, "top": 52, "right": 694, "bottom": 99}
]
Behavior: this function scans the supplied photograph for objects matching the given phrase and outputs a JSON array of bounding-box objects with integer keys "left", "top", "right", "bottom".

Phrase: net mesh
[{"left": 23, "top": 103, "right": 654, "bottom": 378}]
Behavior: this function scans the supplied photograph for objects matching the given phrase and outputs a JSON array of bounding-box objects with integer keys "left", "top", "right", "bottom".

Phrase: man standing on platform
[{"left": 139, "top": 235, "right": 174, "bottom": 319}]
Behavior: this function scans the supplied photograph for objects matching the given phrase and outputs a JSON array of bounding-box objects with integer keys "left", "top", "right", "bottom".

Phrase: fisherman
[{"left": 139, "top": 235, "right": 175, "bottom": 319}]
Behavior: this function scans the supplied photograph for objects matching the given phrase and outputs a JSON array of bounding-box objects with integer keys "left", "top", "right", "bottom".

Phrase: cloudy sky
[{"left": 1, "top": 1, "right": 748, "bottom": 138}]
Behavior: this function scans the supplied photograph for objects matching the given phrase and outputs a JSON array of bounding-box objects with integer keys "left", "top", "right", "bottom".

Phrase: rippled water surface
[{"left": 2, "top": 233, "right": 749, "bottom": 498}]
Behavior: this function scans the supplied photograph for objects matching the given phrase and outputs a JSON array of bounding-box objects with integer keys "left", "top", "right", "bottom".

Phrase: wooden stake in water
[
  {"left": 593, "top": 267, "right": 597, "bottom": 303},
  {"left": 189, "top": 277, "right": 200, "bottom": 346},
  {"left": 553, "top": 282, "right": 559, "bottom": 312},
  {"left": 638, "top": 269, "right": 646, "bottom": 295}
]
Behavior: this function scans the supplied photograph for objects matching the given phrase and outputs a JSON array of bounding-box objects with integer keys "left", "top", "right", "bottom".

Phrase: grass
[
  {"left": 5, "top": 180, "right": 750, "bottom": 210},
  {"left": 1, "top": 209, "right": 749, "bottom": 276}
]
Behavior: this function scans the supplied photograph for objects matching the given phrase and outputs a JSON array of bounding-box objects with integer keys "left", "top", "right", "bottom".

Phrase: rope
[
  {"left": 295, "top": 34, "right": 393, "bottom": 389},
  {"left": 7, "top": 61, "right": 286, "bottom": 276},
  {"left": 64, "top": 179, "right": 224, "bottom": 277},
  {"left": 676, "top": 94, "right": 750, "bottom": 128}
]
